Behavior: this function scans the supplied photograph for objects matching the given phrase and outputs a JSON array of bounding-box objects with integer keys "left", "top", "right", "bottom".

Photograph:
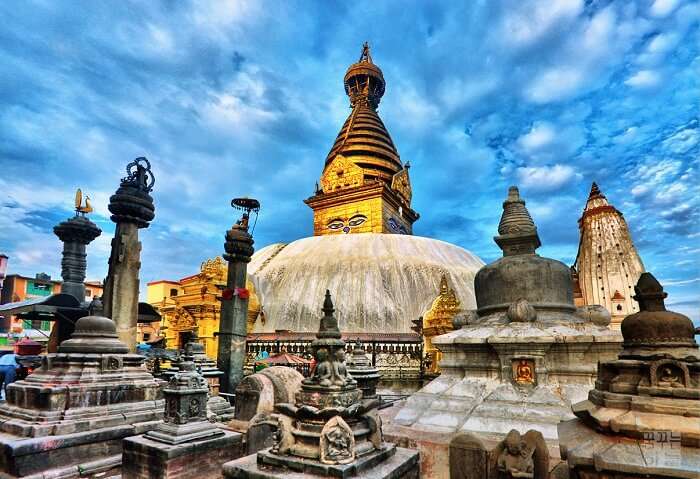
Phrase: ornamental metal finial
[
  {"left": 74, "top": 188, "right": 94, "bottom": 215},
  {"left": 121, "top": 157, "right": 155, "bottom": 192}
]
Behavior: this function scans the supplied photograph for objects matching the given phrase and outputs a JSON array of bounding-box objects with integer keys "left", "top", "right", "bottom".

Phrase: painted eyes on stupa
[{"left": 327, "top": 215, "right": 367, "bottom": 233}]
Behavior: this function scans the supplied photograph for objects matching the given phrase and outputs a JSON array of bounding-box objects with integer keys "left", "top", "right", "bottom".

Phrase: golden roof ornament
[{"left": 74, "top": 188, "right": 94, "bottom": 215}]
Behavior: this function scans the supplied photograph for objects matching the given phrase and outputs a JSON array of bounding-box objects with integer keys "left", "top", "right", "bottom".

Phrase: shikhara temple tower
[
  {"left": 304, "top": 42, "right": 418, "bottom": 236},
  {"left": 573, "top": 182, "right": 645, "bottom": 329}
]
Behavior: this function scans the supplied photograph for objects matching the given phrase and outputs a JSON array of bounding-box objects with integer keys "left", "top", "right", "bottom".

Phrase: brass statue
[{"left": 74, "top": 188, "right": 93, "bottom": 214}]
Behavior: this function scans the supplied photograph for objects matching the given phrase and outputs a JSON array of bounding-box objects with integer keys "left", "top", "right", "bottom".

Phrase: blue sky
[{"left": 0, "top": 1, "right": 698, "bottom": 324}]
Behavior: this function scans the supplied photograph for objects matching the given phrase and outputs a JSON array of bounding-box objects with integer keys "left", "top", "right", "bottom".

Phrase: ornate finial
[
  {"left": 633, "top": 272, "right": 667, "bottom": 312},
  {"left": 494, "top": 186, "right": 541, "bottom": 256},
  {"left": 359, "top": 41, "right": 372, "bottom": 63},
  {"left": 121, "top": 157, "right": 155, "bottom": 193},
  {"left": 317, "top": 290, "right": 341, "bottom": 340},
  {"left": 344, "top": 43, "right": 385, "bottom": 110}
]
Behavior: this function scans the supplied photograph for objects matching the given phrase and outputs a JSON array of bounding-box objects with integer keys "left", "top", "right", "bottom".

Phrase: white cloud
[
  {"left": 625, "top": 69, "right": 661, "bottom": 89},
  {"left": 518, "top": 122, "right": 556, "bottom": 151},
  {"left": 516, "top": 164, "right": 582, "bottom": 191},
  {"left": 525, "top": 67, "right": 584, "bottom": 103},
  {"left": 662, "top": 128, "right": 700, "bottom": 154},
  {"left": 649, "top": 0, "right": 680, "bottom": 17},
  {"left": 500, "top": 0, "right": 583, "bottom": 47}
]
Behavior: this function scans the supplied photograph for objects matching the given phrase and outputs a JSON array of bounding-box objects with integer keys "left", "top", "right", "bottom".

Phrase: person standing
[{"left": 0, "top": 351, "right": 17, "bottom": 399}]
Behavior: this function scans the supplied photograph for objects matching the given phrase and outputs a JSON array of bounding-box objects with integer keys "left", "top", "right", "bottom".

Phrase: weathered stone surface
[
  {"left": 449, "top": 433, "right": 489, "bottom": 479},
  {"left": 246, "top": 413, "right": 277, "bottom": 455},
  {"left": 122, "top": 429, "right": 244, "bottom": 479},
  {"left": 222, "top": 445, "right": 419, "bottom": 479},
  {"left": 234, "top": 366, "right": 304, "bottom": 421}
]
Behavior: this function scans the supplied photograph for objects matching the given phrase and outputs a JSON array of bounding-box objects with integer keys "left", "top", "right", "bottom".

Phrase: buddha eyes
[
  {"left": 327, "top": 215, "right": 367, "bottom": 231},
  {"left": 348, "top": 215, "right": 367, "bottom": 226}
]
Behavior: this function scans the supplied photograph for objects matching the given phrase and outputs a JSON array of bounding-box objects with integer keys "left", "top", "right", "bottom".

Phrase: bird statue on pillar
[{"left": 74, "top": 189, "right": 94, "bottom": 215}]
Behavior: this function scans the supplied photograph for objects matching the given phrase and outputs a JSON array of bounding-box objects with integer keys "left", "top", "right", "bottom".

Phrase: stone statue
[
  {"left": 492, "top": 429, "right": 548, "bottom": 479},
  {"left": 332, "top": 348, "right": 356, "bottom": 386}
]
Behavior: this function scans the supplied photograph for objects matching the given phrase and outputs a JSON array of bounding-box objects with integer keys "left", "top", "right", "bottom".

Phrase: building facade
[
  {"left": 0, "top": 273, "right": 102, "bottom": 340},
  {"left": 573, "top": 183, "right": 645, "bottom": 329}
]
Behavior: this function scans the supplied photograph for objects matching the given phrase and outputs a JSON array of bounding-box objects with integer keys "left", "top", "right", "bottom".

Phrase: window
[
  {"left": 170, "top": 289, "right": 178, "bottom": 297},
  {"left": 86, "top": 290, "right": 92, "bottom": 297},
  {"left": 143, "top": 333, "right": 151, "bottom": 342},
  {"left": 616, "top": 305, "right": 623, "bottom": 311}
]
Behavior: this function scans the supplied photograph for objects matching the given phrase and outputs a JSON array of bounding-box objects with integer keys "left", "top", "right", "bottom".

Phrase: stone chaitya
[
  {"left": 122, "top": 348, "right": 242, "bottom": 478},
  {"left": 391, "top": 187, "right": 621, "bottom": 474},
  {"left": 0, "top": 305, "right": 164, "bottom": 478},
  {"left": 223, "top": 290, "right": 419, "bottom": 478},
  {"left": 161, "top": 334, "right": 235, "bottom": 422},
  {"left": 346, "top": 339, "right": 381, "bottom": 399},
  {"left": 558, "top": 272, "right": 700, "bottom": 478}
]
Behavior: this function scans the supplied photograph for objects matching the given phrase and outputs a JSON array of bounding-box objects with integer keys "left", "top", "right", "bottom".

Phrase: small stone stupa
[
  {"left": 122, "top": 348, "right": 243, "bottom": 479},
  {"left": 223, "top": 290, "right": 419, "bottom": 478},
  {"left": 346, "top": 339, "right": 381, "bottom": 399},
  {"left": 558, "top": 273, "right": 700, "bottom": 478},
  {"left": 0, "top": 302, "right": 164, "bottom": 478},
  {"left": 393, "top": 186, "right": 621, "bottom": 444}
]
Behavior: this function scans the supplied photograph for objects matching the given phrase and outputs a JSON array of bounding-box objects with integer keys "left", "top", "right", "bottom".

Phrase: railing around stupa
[{"left": 245, "top": 332, "right": 424, "bottom": 379}]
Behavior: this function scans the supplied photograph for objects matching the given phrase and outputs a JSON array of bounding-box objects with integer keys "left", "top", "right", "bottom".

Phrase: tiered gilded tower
[
  {"left": 573, "top": 182, "right": 645, "bottom": 329},
  {"left": 305, "top": 43, "right": 418, "bottom": 236}
]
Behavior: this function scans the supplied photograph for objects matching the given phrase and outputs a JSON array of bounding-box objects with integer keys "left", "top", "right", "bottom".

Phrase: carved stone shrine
[
  {"left": 223, "top": 290, "right": 419, "bottom": 478},
  {"left": 0, "top": 311, "right": 164, "bottom": 478},
  {"left": 122, "top": 348, "right": 243, "bottom": 479},
  {"left": 390, "top": 186, "right": 622, "bottom": 477},
  {"left": 558, "top": 273, "right": 700, "bottom": 478}
]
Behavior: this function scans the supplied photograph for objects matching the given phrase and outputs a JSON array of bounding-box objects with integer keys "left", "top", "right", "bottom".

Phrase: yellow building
[{"left": 145, "top": 257, "right": 261, "bottom": 358}]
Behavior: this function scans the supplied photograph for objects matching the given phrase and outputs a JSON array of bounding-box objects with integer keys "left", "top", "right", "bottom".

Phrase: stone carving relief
[
  {"left": 271, "top": 414, "right": 295, "bottom": 456},
  {"left": 507, "top": 299, "right": 537, "bottom": 323},
  {"left": 650, "top": 359, "right": 689, "bottom": 388},
  {"left": 491, "top": 429, "right": 548, "bottom": 479},
  {"left": 320, "top": 416, "right": 355, "bottom": 465},
  {"left": 101, "top": 355, "right": 123, "bottom": 371}
]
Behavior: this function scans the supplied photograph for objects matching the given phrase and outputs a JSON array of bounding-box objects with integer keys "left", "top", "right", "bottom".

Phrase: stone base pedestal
[
  {"left": 0, "top": 421, "right": 158, "bottom": 479},
  {"left": 558, "top": 418, "right": 700, "bottom": 479},
  {"left": 222, "top": 445, "right": 419, "bottom": 479},
  {"left": 122, "top": 429, "right": 244, "bottom": 479}
]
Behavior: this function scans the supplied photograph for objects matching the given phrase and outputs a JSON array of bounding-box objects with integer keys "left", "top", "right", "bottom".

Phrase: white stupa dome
[{"left": 247, "top": 233, "right": 484, "bottom": 335}]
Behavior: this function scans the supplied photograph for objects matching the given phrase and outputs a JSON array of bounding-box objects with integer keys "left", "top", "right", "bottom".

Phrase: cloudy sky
[{"left": 0, "top": 0, "right": 698, "bottom": 323}]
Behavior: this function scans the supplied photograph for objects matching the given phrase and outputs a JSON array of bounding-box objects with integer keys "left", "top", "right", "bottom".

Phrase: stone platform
[
  {"left": 123, "top": 428, "right": 244, "bottom": 479},
  {"left": 222, "top": 444, "right": 419, "bottom": 479},
  {"left": 0, "top": 421, "right": 157, "bottom": 478}
]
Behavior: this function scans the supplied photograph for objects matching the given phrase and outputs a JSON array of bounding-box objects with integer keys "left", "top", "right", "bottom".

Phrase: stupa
[
  {"left": 223, "top": 291, "right": 419, "bottom": 478},
  {"left": 0, "top": 302, "right": 164, "bottom": 478},
  {"left": 392, "top": 186, "right": 621, "bottom": 449},
  {"left": 245, "top": 44, "right": 483, "bottom": 342},
  {"left": 558, "top": 273, "right": 700, "bottom": 478}
]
